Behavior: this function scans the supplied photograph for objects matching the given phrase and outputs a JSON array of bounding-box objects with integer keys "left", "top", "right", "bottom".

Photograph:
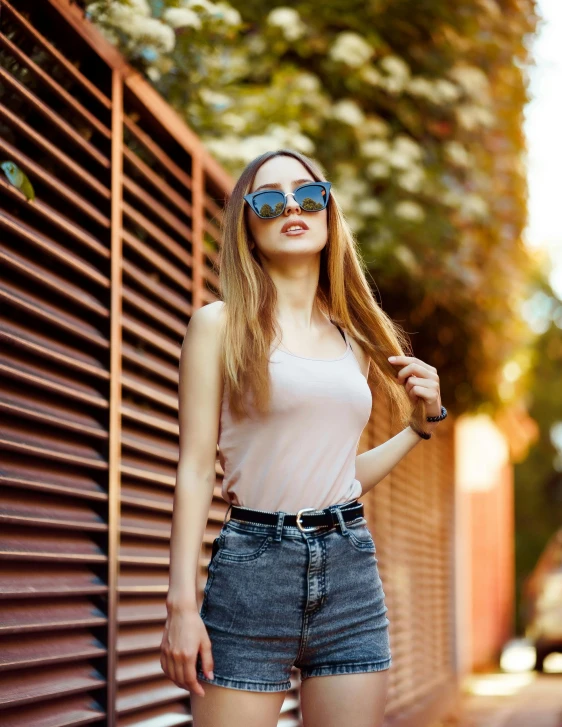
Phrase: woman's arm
[
  {"left": 356, "top": 423, "right": 438, "bottom": 496},
  {"left": 349, "top": 340, "right": 443, "bottom": 497},
  {"left": 160, "top": 300, "right": 225, "bottom": 695}
]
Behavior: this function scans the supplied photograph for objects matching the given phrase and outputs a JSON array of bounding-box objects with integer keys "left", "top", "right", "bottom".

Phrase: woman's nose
[{"left": 284, "top": 193, "right": 301, "bottom": 214}]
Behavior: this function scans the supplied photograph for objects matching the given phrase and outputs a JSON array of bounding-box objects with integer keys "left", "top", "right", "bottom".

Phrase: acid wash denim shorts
[{"left": 195, "top": 499, "right": 392, "bottom": 692}]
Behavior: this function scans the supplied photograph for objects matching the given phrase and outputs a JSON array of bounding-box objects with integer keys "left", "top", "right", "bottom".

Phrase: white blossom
[
  {"left": 444, "top": 140, "right": 471, "bottom": 167},
  {"left": 329, "top": 32, "right": 374, "bottom": 67},
  {"left": 359, "top": 66, "right": 383, "bottom": 86},
  {"left": 366, "top": 161, "right": 391, "bottom": 179},
  {"left": 127, "top": 16, "right": 176, "bottom": 52},
  {"left": 448, "top": 63, "right": 491, "bottom": 99},
  {"left": 267, "top": 7, "right": 307, "bottom": 41},
  {"left": 456, "top": 103, "right": 495, "bottom": 131},
  {"left": 393, "top": 135, "right": 423, "bottom": 161},
  {"left": 180, "top": 0, "right": 217, "bottom": 13},
  {"left": 331, "top": 99, "right": 365, "bottom": 126},
  {"left": 461, "top": 193, "right": 489, "bottom": 219},
  {"left": 395, "top": 200, "right": 425, "bottom": 222},
  {"left": 162, "top": 7, "right": 202, "bottom": 29},
  {"left": 363, "top": 116, "right": 390, "bottom": 138},
  {"left": 199, "top": 89, "right": 232, "bottom": 109},
  {"left": 358, "top": 198, "right": 383, "bottom": 216},
  {"left": 213, "top": 2, "right": 242, "bottom": 25},
  {"left": 361, "top": 139, "right": 391, "bottom": 158},
  {"left": 146, "top": 66, "right": 161, "bottom": 82},
  {"left": 221, "top": 112, "right": 246, "bottom": 133},
  {"left": 406, "top": 77, "right": 434, "bottom": 99},
  {"left": 380, "top": 55, "right": 410, "bottom": 81},
  {"left": 378, "top": 55, "right": 411, "bottom": 93},
  {"left": 431, "top": 79, "right": 461, "bottom": 104},
  {"left": 294, "top": 72, "right": 321, "bottom": 93},
  {"left": 397, "top": 166, "right": 425, "bottom": 193}
]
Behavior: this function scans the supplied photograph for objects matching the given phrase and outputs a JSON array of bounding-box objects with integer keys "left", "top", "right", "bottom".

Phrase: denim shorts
[{"left": 195, "top": 499, "right": 392, "bottom": 692}]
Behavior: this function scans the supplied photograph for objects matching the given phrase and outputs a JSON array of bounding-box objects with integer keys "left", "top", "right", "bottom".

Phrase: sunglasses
[{"left": 244, "top": 181, "right": 332, "bottom": 219}]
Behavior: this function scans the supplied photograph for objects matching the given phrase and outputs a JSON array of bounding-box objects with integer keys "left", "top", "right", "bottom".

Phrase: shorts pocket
[
  {"left": 346, "top": 518, "right": 376, "bottom": 552},
  {"left": 218, "top": 523, "right": 272, "bottom": 563}
]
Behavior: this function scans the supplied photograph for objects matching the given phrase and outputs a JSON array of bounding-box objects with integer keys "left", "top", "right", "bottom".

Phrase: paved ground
[{"left": 434, "top": 670, "right": 562, "bottom": 727}]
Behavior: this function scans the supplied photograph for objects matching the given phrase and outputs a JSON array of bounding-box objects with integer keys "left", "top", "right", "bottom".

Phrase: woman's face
[{"left": 245, "top": 155, "right": 329, "bottom": 262}]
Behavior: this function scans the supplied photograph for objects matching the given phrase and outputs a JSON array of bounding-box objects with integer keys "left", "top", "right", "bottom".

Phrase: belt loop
[
  {"left": 334, "top": 506, "right": 350, "bottom": 536},
  {"left": 273, "top": 511, "right": 286, "bottom": 542},
  {"left": 222, "top": 503, "right": 232, "bottom": 526}
]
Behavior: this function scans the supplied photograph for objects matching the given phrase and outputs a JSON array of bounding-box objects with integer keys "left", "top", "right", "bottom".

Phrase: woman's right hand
[{"left": 160, "top": 606, "right": 214, "bottom": 696}]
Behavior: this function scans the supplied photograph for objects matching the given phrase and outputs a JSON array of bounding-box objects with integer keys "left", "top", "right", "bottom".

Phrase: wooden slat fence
[{"left": 0, "top": 1, "right": 459, "bottom": 725}]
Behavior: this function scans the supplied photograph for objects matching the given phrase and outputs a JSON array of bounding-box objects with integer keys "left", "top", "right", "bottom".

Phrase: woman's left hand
[{"left": 387, "top": 355, "right": 442, "bottom": 421}]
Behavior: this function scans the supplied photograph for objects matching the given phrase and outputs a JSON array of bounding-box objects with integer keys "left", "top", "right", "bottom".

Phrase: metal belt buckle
[{"left": 296, "top": 507, "right": 323, "bottom": 533}]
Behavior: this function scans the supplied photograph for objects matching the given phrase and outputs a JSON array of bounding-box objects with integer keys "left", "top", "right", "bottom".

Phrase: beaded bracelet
[{"left": 409, "top": 405, "right": 448, "bottom": 440}]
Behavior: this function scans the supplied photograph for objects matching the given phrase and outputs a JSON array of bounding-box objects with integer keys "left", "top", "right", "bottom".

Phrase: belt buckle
[{"left": 296, "top": 507, "right": 322, "bottom": 533}]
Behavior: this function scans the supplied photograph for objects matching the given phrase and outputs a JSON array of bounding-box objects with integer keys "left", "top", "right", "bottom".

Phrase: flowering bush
[{"left": 82, "top": 0, "right": 539, "bottom": 410}]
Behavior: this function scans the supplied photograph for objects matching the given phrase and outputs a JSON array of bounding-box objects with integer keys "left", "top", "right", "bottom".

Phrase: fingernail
[
  {"left": 208, "top": 671, "right": 214, "bottom": 679},
  {"left": 388, "top": 356, "right": 395, "bottom": 361}
]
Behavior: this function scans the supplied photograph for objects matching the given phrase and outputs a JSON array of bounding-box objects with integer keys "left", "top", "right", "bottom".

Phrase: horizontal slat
[
  {"left": 0, "top": 693, "right": 105, "bottom": 727},
  {"left": 0, "top": 490, "right": 107, "bottom": 532},
  {"left": 119, "top": 518, "right": 170, "bottom": 542},
  {"left": 117, "top": 625, "right": 163, "bottom": 655},
  {"left": 0, "top": 388, "right": 108, "bottom": 436},
  {"left": 119, "top": 706, "right": 189, "bottom": 727},
  {"left": 122, "top": 230, "right": 192, "bottom": 292},
  {"left": 0, "top": 463, "right": 108, "bottom": 502},
  {"left": 120, "top": 430, "right": 177, "bottom": 463},
  {"left": 117, "top": 654, "right": 163, "bottom": 685},
  {"left": 0, "top": 422, "right": 107, "bottom": 468},
  {"left": 0, "top": 317, "right": 109, "bottom": 380},
  {"left": 0, "top": 564, "right": 107, "bottom": 599},
  {"left": 122, "top": 258, "right": 191, "bottom": 319},
  {"left": 119, "top": 460, "right": 175, "bottom": 488},
  {"left": 0, "top": 281, "right": 109, "bottom": 348},
  {"left": 123, "top": 175, "right": 192, "bottom": 242},
  {"left": 122, "top": 287, "right": 186, "bottom": 337},
  {"left": 0, "top": 599, "right": 106, "bottom": 635},
  {"left": 123, "top": 114, "right": 193, "bottom": 194},
  {"left": 122, "top": 202, "right": 192, "bottom": 268},
  {"left": 0, "top": 67, "right": 109, "bottom": 169},
  {"left": 2, "top": 0, "right": 111, "bottom": 109},
  {"left": 116, "top": 679, "right": 186, "bottom": 716},
  {"left": 120, "top": 373, "right": 178, "bottom": 412},
  {"left": 120, "top": 484, "right": 172, "bottom": 514},
  {"left": 0, "top": 102, "right": 111, "bottom": 200},
  {"left": 0, "top": 34, "right": 111, "bottom": 139},
  {"left": 0, "top": 663, "right": 106, "bottom": 709},
  {"left": 0, "top": 632, "right": 106, "bottom": 671},
  {"left": 118, "top": 599, "right": 166, "bottom": 626},
  {"left": 0, "top": 529, "right": 107, "bottom": 562},
  {"left": 120, "top": 403, "right": 178, "bottom": 435}
]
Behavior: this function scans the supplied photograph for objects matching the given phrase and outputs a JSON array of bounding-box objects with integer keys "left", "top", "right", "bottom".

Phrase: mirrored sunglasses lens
[
  {"left": 253, "top": 191, "right": 285, "bottom": 218},
  {"left": 294, "top": 185, "right": 328, "bottom": 211}
]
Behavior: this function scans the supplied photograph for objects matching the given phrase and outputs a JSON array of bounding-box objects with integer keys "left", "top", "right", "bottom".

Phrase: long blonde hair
[{"left": 218, "top": 149, "right": 425, "bottom": 433}]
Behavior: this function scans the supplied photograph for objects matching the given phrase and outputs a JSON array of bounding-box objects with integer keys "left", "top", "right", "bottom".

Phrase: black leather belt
[{"left": 228, "top": 499, "right": 364, "bottom": 533}]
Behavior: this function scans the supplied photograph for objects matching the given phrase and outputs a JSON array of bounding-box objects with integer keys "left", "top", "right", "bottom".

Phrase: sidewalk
[{"left": 437, "top": 670, "right": 562, "bottom": 727}]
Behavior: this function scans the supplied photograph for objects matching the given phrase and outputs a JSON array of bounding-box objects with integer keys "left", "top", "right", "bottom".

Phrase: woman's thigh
[{"left": 191, "top": 682, "right": 288, "bottom": 727}]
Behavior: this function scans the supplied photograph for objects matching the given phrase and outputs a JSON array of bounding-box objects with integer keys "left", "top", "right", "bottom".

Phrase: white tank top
[{"left": 218, "top": 325, "right": 372, "bottom": 513}]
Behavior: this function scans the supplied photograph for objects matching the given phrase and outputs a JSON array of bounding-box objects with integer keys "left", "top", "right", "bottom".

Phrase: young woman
[{"left": 160, "top": 149, "right": 445, "bottom": 727}]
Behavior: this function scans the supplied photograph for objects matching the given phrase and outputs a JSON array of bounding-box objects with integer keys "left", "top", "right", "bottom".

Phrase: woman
[{"left": 160, "top": 149, "right": 445, "bottom": 727}]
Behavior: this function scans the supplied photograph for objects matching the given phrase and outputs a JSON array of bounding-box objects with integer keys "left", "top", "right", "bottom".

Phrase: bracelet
[
  {"left": 409, "top": 425, "right": 432, "bottom": 440},
  {"left": 409, "top": 405, "right": 447, "bottom": 440},
  {"left": 426, "top": 405, "right": 447, "bottom": 423}
]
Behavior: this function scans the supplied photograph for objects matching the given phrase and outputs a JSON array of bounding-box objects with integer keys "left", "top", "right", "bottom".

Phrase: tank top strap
[{"left": 331, "top": 319, "right": 347, "bottom": 344}]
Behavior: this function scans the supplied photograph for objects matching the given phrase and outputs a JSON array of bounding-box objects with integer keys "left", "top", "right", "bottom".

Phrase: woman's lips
[{"left": 282, "top": 228, "right": 307, "bottom": 236}]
